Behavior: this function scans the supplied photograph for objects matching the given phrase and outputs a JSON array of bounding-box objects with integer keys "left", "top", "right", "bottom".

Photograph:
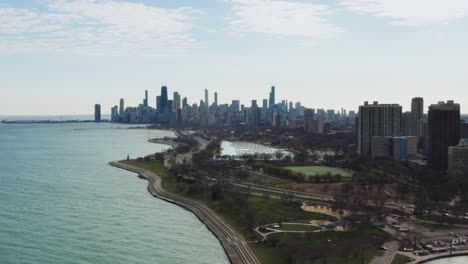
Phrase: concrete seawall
[{"left": 109, "top": 161, "right": 260, "bottom": 264}]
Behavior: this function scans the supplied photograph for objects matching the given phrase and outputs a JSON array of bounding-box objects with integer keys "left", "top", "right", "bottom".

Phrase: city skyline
[{"left": 1, "top": 0, "right": 468, "bottom": 115}]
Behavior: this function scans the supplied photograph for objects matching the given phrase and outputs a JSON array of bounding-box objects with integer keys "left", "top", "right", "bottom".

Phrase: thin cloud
[
  {"left": 341, "top": 0, "right": 468, "bottom": 26},
  {"left": 229, "top": 0, "right": 342, "bottom": 37},
  {"left": 0, "top": 0, "right": 199, "bottom": 56}
]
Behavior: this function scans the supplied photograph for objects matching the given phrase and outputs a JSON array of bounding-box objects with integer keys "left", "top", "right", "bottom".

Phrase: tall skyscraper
[
  {"left": 327, "top": 110, "right": 335, "bottom": 122},
  {"left": 144, "top": 90, "right": 148, "bottom": 107},
  {"left": 168, "top": 100, "right": 173, "bottom": 112},
  {"left": 205, "top": 89, "right": 209, "bottom": 107},
  {"left": 156, "top": 96, "right": 161, "bottom": 111},
  {"left": 269, "top": 86, "right": 275, "bottom": 108},
  {"left": 357, "top": 101, "right": 402, "bottom": 158},
  {"left": 160, "top": 86, "right": 168, "bottom": 113},
  {"left": 214, "top": 92, "right": 218, "bottom": 106},
  {"left": 182, "top": 97, "right": 188, "bottom": 110},
  {"left": 111, "top": 105, "right": 118, "bottom": 122},
  {"left": 231, "top": 100, "right": 240, "bottom": 112},
  {"left": 410, "top": 97, "right": 424, "bottom": 145},
  {"left": 251, "top": 100, "right": 258, "bottom": 108},
  {"left": 173, "top": 92, "right": 181, "bottom": 110},
  {"left": 119, "top": 98, "right": 124, "bottom": 116},
  {"left": 401, "top": 111, "right": 412, "bottom": 136},
  {"left": 304, "top": 108, "right": 315, "bottom": 133},
  {"left": 94, "top": 104, "right": 101, "bottom": 122},
  {"left": 428, "top": 100, "right": 461, "bottom": 171}
]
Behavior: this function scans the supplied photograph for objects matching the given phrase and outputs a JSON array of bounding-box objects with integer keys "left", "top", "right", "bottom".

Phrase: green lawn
[
  {"left": 121, "top": 159, "right": 178, "bottom": 193},
  {"left": 285, "top": 166, "right": 353, "bottom": 179},
  {"left": 250, "top": 244, "right": 289, "bottom": 264},
  {"left": 418, "top": 222, "right": 460, "bottom": 231},
  {"left": 391, "top": 254, "right": 412, "bottom": 264},
  {"left": 262, "top": 229, "right": 386, "bottom": 264},
  {"left": 208, "top": 195, "right": 330, "bottom": 239}
]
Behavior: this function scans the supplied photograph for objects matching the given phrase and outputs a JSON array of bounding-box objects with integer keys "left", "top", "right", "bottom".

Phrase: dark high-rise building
[
  {"left": 251, "top": 100, "right": 258, "bottom": 108},
  {"left": 357, "top": 101, "right": 402, "bottom": 158},
  {"left": 111, "top": 105, "right": 118, "bottom": 122},
  {"left": 144, "top": 90, "right": 148, "bottom": 107},
  {"left": 160, "top": 86, "right": 168, "bottom": 113},
  {"left": 94, "top": 104, "right": 101, "bottom": 122},
  {"left": 269, "top": 86, "right": 275, "bottom": 108},
  {"left": 156, "top": 96, "right": 161, "bottom": 111},
  {"left": 304, "top": 108, "right": 315, "bottom": 133},
  {"left": 428, "top": 101, "right": 461, "bottom": 171},
  {"left": 168, "top": 100, "right": 173, "bottom": 112},
  {"left": 460, "top": 120, "right": 468, "bottom": 139},
  {"left": 204, "top": 89, "right": 209, "bottom": 108},
  {"left": 411, "top": 97, "right": 424, "bottom": 146},
  {"left": 214, "top": 92, "right": 218, "bottom": 106},
  {"left": 401, "top": 111, "right": 412, "bottom": 136},
  {"left": 119, "top": 98, "right": 124, "bottom": 116}
]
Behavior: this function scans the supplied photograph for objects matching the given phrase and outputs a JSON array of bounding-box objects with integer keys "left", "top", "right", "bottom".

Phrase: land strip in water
[{"left": 109, "top": 160, "right": 260, "bottom": 264}]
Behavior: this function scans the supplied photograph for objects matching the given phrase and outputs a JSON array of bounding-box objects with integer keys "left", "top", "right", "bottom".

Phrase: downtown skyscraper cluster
[{"left": 109, "top": 85, "right": 353, "bottom": 131}]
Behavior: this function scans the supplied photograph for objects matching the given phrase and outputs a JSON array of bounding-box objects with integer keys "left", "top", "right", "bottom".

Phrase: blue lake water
[{"left": 0, "top": 123, "right": 229, "bottom": 264}]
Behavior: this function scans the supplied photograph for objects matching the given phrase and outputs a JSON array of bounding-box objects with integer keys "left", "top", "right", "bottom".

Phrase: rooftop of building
[
  {"left": 429, "top": 100, "right": 460, "bottom": 110},
  {"left": 361, "top": 101, "right": 401, "bottom": 107}
]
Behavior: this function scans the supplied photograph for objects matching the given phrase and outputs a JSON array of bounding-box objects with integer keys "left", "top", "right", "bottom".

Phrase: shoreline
[
  {"left": 404, "top": 250, "right": 468, "bottom": 263},
  {"left": 147, "top": 138, "right": 178, "bottom": 148},
  {"left": 109, "top": 161, "right": 260, "bottom": 264}
]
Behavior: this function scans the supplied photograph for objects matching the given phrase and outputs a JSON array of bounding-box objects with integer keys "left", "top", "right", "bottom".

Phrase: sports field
[{"left": 285, "top": 166, "right": 353, "bottom": 179}]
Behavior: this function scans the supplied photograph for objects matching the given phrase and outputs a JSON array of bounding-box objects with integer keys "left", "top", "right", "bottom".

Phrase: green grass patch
[
  {"left": 250, "top": 244, "right": 289, "bottom": 264},
  {"left": 262, "top": 229, "right": 386, "bottom": 264},
  {"left": 418, "top": 222, "right": 460, "bottom": 231},
  {"left": 206, "top": 195, "right": 330, "bottom": 239},
  {"left": 418, "top": 215, "right": 468, "bottom": 226},
  {"left": 120, "top": 159, "right": 178, "bottom": 193},
  {"left": 391, "top": 254, "right": 412, "bottom": 264},
  {"left": 285, "top": 166, "right": 353, "bottom": 180}
]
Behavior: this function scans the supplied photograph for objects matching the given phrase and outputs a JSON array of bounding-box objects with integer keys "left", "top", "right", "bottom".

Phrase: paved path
[
  {"left": 369, "top": 241, "right": 400, "bottom": 264},
  {"left": 110, "top": 161, "right": 260, "bottom": 264},
  {"left": 175, "top": 136, "right": 209, "bottom": 165}
]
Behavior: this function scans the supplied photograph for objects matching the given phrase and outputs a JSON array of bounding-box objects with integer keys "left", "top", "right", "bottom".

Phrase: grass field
[
  {"left": 285, "top": 166, "right": 353, "bottom": 179},
  {"left": 391, "top": 254, "right": 412, "bottom": 264},
  {"left": 255, "top": 229, "right": 385, "bottom": 264}
]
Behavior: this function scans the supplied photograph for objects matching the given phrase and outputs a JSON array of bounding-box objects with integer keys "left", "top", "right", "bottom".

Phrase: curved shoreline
[
  {"left": 405, "top": 250, "right": 468, "bottom": 263},
  {"left": 109, "top": 161, "right": 260, "bottom": 264}
]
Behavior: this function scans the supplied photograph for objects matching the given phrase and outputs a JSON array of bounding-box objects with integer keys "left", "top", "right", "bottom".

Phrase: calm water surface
[
  {"left": 425, "top": 256, "right": 468, "bottom": 264},
  {"left": 0, "top": 123, "right": 229, "bottom": 264}
]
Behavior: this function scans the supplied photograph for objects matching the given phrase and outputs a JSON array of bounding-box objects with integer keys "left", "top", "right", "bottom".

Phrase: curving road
[{"left": 109, "top": 161, "right": 260, "bottom": 264}]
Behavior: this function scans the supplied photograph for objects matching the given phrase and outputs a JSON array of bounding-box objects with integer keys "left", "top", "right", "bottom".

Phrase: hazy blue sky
[{"left": 1, "top": 0, "right": 467, "bottom": 115}]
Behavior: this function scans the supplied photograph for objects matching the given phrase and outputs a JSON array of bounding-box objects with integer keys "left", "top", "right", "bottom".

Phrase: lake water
[
  {"left": 0, "top": 123, "right": 229, "bottom": 264},
  {"left": 425, "top": 256, "right": 468, "bottom": 264}
]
